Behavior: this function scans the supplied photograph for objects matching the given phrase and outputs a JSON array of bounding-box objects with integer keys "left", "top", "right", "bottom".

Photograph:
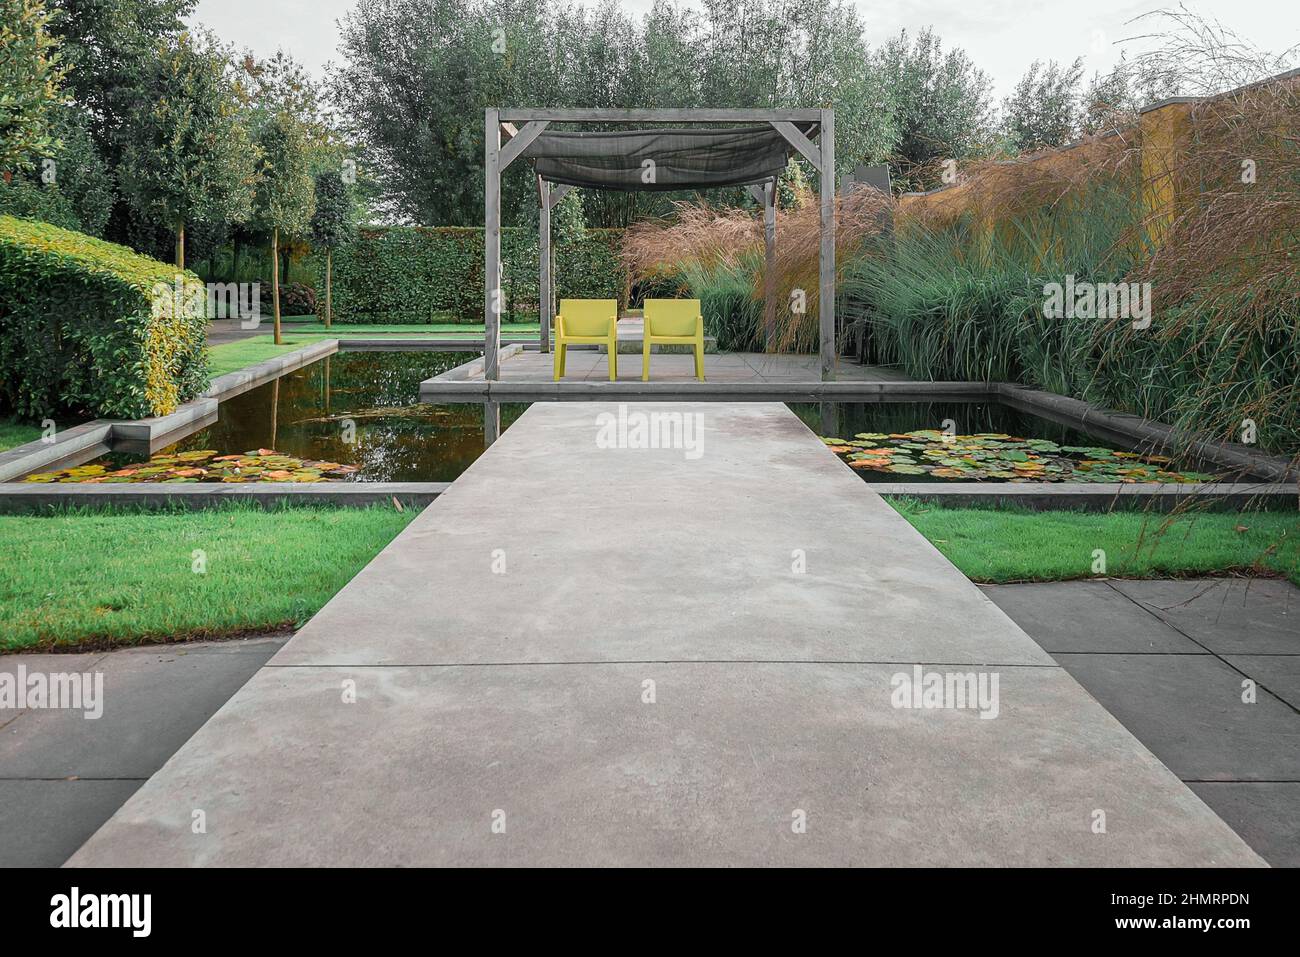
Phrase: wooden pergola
[{"left": 483, "top": 108, "right": 837, "bottom": 380}]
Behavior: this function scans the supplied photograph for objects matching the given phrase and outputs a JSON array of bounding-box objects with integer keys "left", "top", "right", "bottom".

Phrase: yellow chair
[
  {"left": 554, "top": 299, "right": 618, "bottom": 381},
  {"left": 642, "top": 299, "right": 705, "bottom": 381}
]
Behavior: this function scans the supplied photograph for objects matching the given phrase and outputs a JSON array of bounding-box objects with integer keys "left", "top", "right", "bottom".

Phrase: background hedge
[
  {"left": 0, "top": 216, "right": 210, "bottom": 420},
  {"left": 321, "top": 226, "right": 627, "bottom": 323}
]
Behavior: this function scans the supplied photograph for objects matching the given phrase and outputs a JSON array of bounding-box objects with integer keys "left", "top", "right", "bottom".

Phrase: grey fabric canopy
[{"left": 521, "top": 124, "right": 817, "bottom": 191}]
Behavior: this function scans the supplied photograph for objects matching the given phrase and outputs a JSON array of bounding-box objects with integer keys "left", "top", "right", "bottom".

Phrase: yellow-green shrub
[{"left": 0, "top": 216, "right": 210, "bottom": 420}]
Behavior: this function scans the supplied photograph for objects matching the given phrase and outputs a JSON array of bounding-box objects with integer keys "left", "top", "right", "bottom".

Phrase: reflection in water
[{"left": 101, "top": 352, "right": 527, "bottom": 483}]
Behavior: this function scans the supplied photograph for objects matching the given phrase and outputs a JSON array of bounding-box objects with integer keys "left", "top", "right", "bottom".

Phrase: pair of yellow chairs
[{"left": 552, "top": 299, "right": 705, "bottom": 381}]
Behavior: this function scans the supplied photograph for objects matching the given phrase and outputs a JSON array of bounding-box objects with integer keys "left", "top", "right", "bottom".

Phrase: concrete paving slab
[
  {"left": 981, "top": 582, "right": 1206, "bottom": 654},
  {"left": 0, "top": 780, "right": 144, "bottom": 868},
  {"left": 1223, "top": 655, "right": 1300, "bottom": 711},
  {"left": 0, "top": 640, "right": 283, "bottom": 779},
  {"left": 274, "top": 403, "right": 1051, "bottom": 667},
  {"left": 1109, "top": 578, "right": 1299, "bottom": 655},
  {"left": 1188, "top": 783, "right": 1300, "bottom": 868},
  {"left": 68, "top": 663, "right": 1260, "bottom": 867},
  {"left": 68, "top": 402, "right": 1263, "bottom": 866},
  {"left": 1053, "top": 653, "right": 1300, "bottom": 781}
]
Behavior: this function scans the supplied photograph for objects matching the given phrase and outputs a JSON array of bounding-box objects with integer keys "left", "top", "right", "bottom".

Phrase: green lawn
[
  {"left": 890, "top": 499, "right": 1300, "bottom": 585},
  {"left": 0, "top": 418, "right": 42, "bottom": 453},
  {"left": 207, "top": 335, "right": 338, "bottom": 376},
  {"left": 279, "top": 318, "right": 539, "bottom": 335},
  {"left": 0, "top": 504, "right": 418, "bottom": 652}
]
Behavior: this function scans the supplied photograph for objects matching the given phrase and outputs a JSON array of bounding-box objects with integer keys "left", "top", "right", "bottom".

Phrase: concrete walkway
[{"left": 68, "top": 403, "right": 1262, "bottom": 866}]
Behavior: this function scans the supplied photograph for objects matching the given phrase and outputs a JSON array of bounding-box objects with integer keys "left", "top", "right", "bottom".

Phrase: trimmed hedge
[
  {"left": 323, "top": 226, "right": 627, "bottom": 323},
  {"left": 0, "top": 216, "right": 210, "bottom": 420}
]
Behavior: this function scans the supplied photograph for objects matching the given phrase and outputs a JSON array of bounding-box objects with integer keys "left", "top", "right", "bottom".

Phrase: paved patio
[
  {"left": 0, "top": 637, "right": 287, "bottom": 867},
  {"left": 65, "top": 402, "right": 1260, "bottom": 866},
  {"left": 986, "top": 578, "right": 1300, "bottom": 867}
]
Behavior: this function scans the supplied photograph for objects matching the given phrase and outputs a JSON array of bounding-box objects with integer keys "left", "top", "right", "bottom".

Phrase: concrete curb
[
  {"left": 875, "top": 482, "right": 1299, "bottom": 511},
  {"left": 0, "top": 482, "right": 449, "bottom": 513},
  {"left": 418, "top": 378, "right": 998, "bottom": 400},
  {"left": 434, "top": 344, "right": 525, "bottom": 382}
]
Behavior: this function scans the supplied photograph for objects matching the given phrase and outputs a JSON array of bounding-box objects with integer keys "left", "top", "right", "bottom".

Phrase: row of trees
[
  {"left": 334, "top": 0, "right": 1183, "bottom": 226},
  {"left": 4, "top": 0, "right": 1269, "bottom": 285},
  {"left": 1, "top": 0, "right": 359, "bottom": 339}
]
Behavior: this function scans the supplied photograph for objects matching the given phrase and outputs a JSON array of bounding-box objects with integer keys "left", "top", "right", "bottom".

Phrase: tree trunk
[
  {"left": 271, "top": 228, "right": 282, "bottom": 345},
  {"left": 324, "top": 247, "right": 332, "bottom": 328},
  {"left": 175, "top": 221, "right": 185, "bottom": 270}
]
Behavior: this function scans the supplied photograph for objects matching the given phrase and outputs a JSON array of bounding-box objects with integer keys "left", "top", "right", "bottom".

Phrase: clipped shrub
[
  {"left": 277, "top": 281, "right": 317, "bottom": 316},
  {"left": 324, "top": 226, "right": 628, "bottom": 323},
  {"left": 0, "top": 215, "right": 210, "bottom": 420}
]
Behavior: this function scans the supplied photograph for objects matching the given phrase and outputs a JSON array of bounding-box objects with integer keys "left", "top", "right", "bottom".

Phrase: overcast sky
[{"left": 190, "top": 0, "right": 1299, "bottom": 99}]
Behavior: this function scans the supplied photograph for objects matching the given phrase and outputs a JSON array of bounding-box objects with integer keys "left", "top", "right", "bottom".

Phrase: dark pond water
[
  {"left": 71, "top": 354, "right": 1221, "bottom": 485},
  {"left": 96, "top": 351, "right": 527, "bottom": 483}
]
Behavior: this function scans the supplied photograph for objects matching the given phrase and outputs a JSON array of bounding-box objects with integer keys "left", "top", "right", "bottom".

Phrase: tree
[
  {"left": 45, "top": 103, "right": 114, "bottom": 234},
  {"left": 47, "top": 0, "right": 194, "bottom": 149},
  {"left": 0, "top": 0, "right": 66, "bottom": 176},
  {"left": 1002, "top": 58, "right": 1085, "bottom": 153},
  {"left": 253, "top": 110, "right": 316, "bottom": 343},
  {"left": 0, "top": 103, "right": 114, "bottom": 234},
  {"left": 333, "top": 0, "right": 899, "bottom": 226},
  {"left": 308, "top": 168, "right": 356, "bottom": 328},
  {"left": 871, "top": 28, "right": 995, "bottom": 190},
  {"left": 116, "top": 31, "right": 256, "bottom": 268}
]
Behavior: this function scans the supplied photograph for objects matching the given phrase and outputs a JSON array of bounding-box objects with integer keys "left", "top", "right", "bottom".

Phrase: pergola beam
[
  {"left": 499, "top": 108, "right": 823, "bottom": 123},
  {"left": 500, "top": 121, "right": 549, "bottom": 170},
  {"left": 771, "top": 121, "right": 824, "bottom": 173}
]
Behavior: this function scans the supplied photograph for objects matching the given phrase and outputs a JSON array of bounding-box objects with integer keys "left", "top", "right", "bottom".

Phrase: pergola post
[
  {"left": 484, "top": 108, "right": 502, "bottom": 380},
  {"left": 538, "top": 175, "right": 551, "bottom": 353},
  {"left": 818, "top": 108, "right": 835, "bottom": 381},
  {"left": 764, "top": 178, "right": 777, "bottom": 350}
]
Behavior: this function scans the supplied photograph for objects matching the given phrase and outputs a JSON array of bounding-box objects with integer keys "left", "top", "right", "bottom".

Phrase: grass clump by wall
[
  {"left": 0, "top": 215, "right": 210, "bottom": 420},
  {"left": 0, "top": 503, "right": 418, "bottom": 652},
  {"left": 325, "top": 225, "right": 628, "bottom": 324}
]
